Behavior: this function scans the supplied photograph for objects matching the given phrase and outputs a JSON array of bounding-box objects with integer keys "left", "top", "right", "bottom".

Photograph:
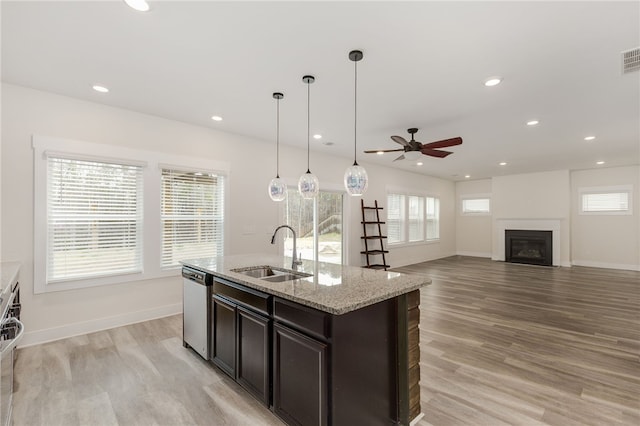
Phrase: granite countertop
[
  {"left": 0, "top": 261, "right": 21, "bottom": 296},
  {"left": 182, "top": 254, "right": 430, "bottom": 315}
]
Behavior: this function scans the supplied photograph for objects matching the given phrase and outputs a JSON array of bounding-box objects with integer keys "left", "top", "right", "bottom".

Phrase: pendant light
[
  {"left": 298, "top": 75, "right": 319, "bottom": 199},
  {"left": 344, "top": 50, "right": 368, "bottom": 196},
  {"left": 268, "top": 92, "right": 287, "bottom": 201}
]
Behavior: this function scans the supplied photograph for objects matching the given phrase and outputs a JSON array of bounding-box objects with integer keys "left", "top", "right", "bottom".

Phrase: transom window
[
  {"left": 461, "top": 197, "right": 491, "bottom": 215},
  {"left": 579, "top": 186, "right": 632, "bottom": 215}
]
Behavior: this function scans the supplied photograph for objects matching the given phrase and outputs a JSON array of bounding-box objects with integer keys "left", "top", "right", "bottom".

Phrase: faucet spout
[{"left": 271, "top": 225, "right": 302, "bottom": 270}]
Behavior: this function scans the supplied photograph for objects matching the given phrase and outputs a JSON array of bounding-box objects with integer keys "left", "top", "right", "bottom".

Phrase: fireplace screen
[{"left": 505, "top": 230, "right": 552, "bottom": 266}]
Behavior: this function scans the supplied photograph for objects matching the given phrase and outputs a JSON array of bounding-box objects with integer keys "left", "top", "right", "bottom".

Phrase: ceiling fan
[{"left": 365, "top": 128, "right": 462, "bottom": 161}]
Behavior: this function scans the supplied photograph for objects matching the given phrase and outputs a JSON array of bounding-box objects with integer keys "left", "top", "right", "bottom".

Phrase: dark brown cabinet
[
  {"left": 273, "top": 323, "right": 328, "bottom": 426},
  {"left": 237, "top": 306, "right": 270, "bottom": 405},
  {"left": 212, "top": 295, "right": 236, "bottom": 377}
]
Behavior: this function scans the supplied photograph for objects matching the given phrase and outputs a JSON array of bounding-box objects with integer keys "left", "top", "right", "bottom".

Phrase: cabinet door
[
  {"left": 273, "top": 323, "right": 328, "bottom": 426},
  {"left": 212, "top": 295, "right": 236, "bottom": 377},
  {"left": 237, "top": 306, "right": 270, "bottom": 406}
]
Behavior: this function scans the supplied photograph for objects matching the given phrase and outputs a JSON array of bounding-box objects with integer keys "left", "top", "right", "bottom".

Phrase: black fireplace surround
[{"left": 505, "top": 229, "right": 552, "bottom": 266}]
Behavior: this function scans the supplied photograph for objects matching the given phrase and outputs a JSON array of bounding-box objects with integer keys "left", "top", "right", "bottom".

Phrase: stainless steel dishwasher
[{"left": 182, "top": 266, "right": 212, "bottom": 359}]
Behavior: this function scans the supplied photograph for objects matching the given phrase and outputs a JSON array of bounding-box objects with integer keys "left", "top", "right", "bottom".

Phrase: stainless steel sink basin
[{"left": 231, "top": 266, "right": 312, "bottom": 282}]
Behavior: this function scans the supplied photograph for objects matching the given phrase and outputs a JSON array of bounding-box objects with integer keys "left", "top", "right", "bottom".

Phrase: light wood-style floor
[{"left": 12, "top": 256, "right": 640, "bottom": 425}]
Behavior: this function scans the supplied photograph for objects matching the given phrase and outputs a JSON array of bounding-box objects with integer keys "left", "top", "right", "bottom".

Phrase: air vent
[{"left": 622, "top": 47, "right": 640, "bottom": 74}]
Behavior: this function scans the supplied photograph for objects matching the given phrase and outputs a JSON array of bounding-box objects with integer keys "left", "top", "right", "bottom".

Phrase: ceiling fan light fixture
[
  {"left": 344, "top": 49, "right": 368, "bottom": 196},
  {"left": 404, "top": 151, "right": 421, "bottom": 161},
  {"left": 298, "top": 75, "right": 319, "bottom": 199},
  {"left": 268, "top": 92, "right": 286, "bottom": 202}
]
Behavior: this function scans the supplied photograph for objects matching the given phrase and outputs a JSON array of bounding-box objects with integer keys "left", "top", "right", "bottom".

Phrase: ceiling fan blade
[
  {"left": 393, "top": 154, "right": 406, "bottom": 162},
  {"left": 422, "top": 137, "right": 463, "bottom": 149},
  {"left": 391, "top": 136, "right": 410, "bottom": 147},
  {"left": 364, "top": 149, "right": 405, "bottom": 153},
  {"left": 421, "top": 148, "right": 453, "bottom": 158}
]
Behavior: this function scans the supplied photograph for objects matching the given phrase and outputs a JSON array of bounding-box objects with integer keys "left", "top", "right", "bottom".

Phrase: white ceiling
[{"left": 2, "top": 1, "right": 639, "bottom": 181}]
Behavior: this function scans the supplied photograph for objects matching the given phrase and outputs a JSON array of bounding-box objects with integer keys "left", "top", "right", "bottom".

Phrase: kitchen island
[{"left": 182, "top": 254, "right": 430, "bottom": 426}]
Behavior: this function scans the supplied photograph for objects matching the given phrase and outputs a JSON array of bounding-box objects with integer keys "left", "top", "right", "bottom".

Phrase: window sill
[{"left": 388, "top": 239, "right": 440, "bottom": 249}]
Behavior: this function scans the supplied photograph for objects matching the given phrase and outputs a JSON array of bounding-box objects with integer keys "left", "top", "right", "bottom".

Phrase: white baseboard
[
  {"left": 410, "top": 412, "right": 425, "bottom": 426},
  {"left": 19, "top": 303, "right": 183, "bottom": 348},
  {"left": 456, "top": 251, "right": 492, "bottom": 258},
  {"left": 571, "top": 260, "right": 640, "bottom": 272}
]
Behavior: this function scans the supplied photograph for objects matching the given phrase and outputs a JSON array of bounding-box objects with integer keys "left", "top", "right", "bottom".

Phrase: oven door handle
[{"left": 0, "top": 317, "right": 25, "bottom": 356}]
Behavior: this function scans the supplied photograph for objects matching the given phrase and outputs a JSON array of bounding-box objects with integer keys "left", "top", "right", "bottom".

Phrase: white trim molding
[
  {"left": 18, "top": 303, "right": 182, "bottom": 348},
  {"left": 572, "top": 260, "right": 640, "bottom": 272}
]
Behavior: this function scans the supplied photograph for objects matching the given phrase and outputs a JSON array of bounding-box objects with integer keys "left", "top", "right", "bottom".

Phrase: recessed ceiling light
[
  {"left": 465, "top": 175, "right": 471, "bottom": 179},
  {"left": 92, "top": 85, "right": 109, "bottom": 93},
  {"left": 313, "top": 134, "right": 322, "bottom": 140},
  {"left": 527, "top": 120, "right": 539, "bottom": 126},
  {"left": 376, "top": 151, "right": 384, "bottom": 155},
  {"left": 499, "top": 162, "right": 507, "bottom": 166},
  {"left": 596, "top": 161, "right": 605, "bottom": 165},
  {"left": 211, "top": 116, "right": 223, "bottom": 122},
  {"left": 484, "top": 77, "right": 502, "bottom": 87},
  {"left": 416, "top": 162, "right": 423, "bottom": 166},
  {"left": 584, "top": 136, "right": 596, "bottom": 141},
  {"left": 124, "top": 0, "right": 150, "bottom": 12}
]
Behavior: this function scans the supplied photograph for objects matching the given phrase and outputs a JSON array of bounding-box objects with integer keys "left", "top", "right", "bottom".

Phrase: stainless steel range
[{"left": 0, "top": 263, "right": 24, "bottom": 426}]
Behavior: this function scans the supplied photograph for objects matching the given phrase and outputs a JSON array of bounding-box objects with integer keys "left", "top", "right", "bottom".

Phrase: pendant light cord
[
  {"left": 276, "top": 97, "right": 280, "bottom": 178},
  {"left": 306, "top": 80, "right": 311, "bottom": 174},
  {"left": 353, "top": 59, "right": 358, "bottom": 166}
]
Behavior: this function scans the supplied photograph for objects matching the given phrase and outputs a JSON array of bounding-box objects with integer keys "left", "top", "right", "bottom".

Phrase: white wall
[
  {"left": 1, "top": 83, "right": 455, "bottom": 345},
  {"left": 492, "top": 170, "right": 571, "bottom": 266},
  {"left": 571, "top": 166, "right": 640, "bottom": 270},
  {"left": 455, "top": 179, "right": 492, "bottom": 257}
]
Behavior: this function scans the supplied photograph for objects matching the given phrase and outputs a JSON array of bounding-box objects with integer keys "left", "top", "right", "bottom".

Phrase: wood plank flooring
[
  {"left": 394, "top": 256, "right": 640, "bottom": 426},
  {"left": 12, "top": 256, "right": 640, "bottom": 425}
]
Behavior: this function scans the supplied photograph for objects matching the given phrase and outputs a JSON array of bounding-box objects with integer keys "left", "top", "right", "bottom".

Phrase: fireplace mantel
[{"left": 493, "top": 218, "right": 562, "bottom": 266}]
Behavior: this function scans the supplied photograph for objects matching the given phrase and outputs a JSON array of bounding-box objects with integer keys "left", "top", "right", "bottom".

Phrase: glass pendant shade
[
  {"left": 268, "top": 177, "right": 287, "bottom": 201},
  {"left": 344, "top": 164, "right": 368, "bottom": 196},
  {"left": 298, "top": 171, "right": 319, "bottom": 199}
]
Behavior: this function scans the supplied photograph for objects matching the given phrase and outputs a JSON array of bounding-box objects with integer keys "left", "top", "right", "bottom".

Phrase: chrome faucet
[{"left": 271, "top": 225, "right": 303, "bottom": 270}]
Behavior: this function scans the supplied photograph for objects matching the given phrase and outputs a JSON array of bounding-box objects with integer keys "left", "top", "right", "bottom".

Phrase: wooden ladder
[{"left": 360, "top": 199, "right": 390, "bottom": 270}]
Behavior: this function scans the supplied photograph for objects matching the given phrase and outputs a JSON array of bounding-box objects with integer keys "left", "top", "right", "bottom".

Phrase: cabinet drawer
[
  {"left": 214, "top": 278, "right": 271, "bottom": 315},
  {"left": 273, "top": 297, "right": 330, "bottom": 340}
]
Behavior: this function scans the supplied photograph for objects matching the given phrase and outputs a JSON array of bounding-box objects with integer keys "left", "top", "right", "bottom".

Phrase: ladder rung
[
  {"left": 361, "top": 221, "right": 385, "bottom": 224},
  {"left": 362, "top": 206, "right": 383, "bottom": 210},
  {"left": 361, "top": 236, "right": 387, "bottom": 240},
  {"left": 365, "top": 264, "right": 390, "bottom": 270},
  {"left": 361, "top": 250, "right": 389, "bottom": 254}
]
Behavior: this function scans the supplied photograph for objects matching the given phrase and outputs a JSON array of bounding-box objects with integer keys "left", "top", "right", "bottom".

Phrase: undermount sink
[{"left": 231, "top": 266, "right": 312, "bottom": 282}]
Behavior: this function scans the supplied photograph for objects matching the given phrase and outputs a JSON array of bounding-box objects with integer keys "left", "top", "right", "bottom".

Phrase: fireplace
[{"left": 505, "top": 229, "right": 553, "bottom": 266}]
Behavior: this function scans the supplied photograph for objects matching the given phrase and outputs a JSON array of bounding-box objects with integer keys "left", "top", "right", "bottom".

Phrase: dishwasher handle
[
  {"left": 182, "top": 267, "right": 207, "bottom": 285},
  {"left": 0, "top": 317, "right": 24, "bottom": 356}
]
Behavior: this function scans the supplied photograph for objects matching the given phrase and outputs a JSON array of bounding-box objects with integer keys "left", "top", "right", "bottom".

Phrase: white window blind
[
  {"left": 462, "top": 198, "right": 490, "bottom": 214},
  {"left": 426, "top": 197, "right": 440, "bottom": 240},
  {"left": 582, "top": 192, "right": 629, "bottom": 212},
  {"left": 387, "top": 194, "right": 405, "bottom": 244},
  {"left": 408, "top": 196, "right": 425, "bottom": 242},
  {"left": 161, "top": 169, "right": 225, "bottom": 268},
  {"left": 47, "top": 157, "right": 143, "bottom": 282}
]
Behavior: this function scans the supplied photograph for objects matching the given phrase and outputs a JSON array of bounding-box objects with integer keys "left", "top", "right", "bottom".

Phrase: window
[
  {"left": 282, "top": 188, "right": 344, "bottom": 264},
  {"left": 387, "top": 192, "right": 440, "bottom": 244},
  {"left": 34, "top": 135, "right": 229, "bottom": 293},
  {"left": 408, "top": 196, "right": 424, "bottom": 242},
  {"left": 387, "top": 194, "right": 405, "bottom": 244},
  {"left": 580, "top": 186, "right": 632, "bottom": 215},
  {"left": 161, "top": 169, "right": 225, "bottom": 268},
  {"left": 426, "top": 197, "right": 440, "bottom": 240},
  {"left": 46, "top": 156, "right": 143, "bottom": 282},
  {"left": 461, "top": 197, "right": 491, "bottom": 215}
]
